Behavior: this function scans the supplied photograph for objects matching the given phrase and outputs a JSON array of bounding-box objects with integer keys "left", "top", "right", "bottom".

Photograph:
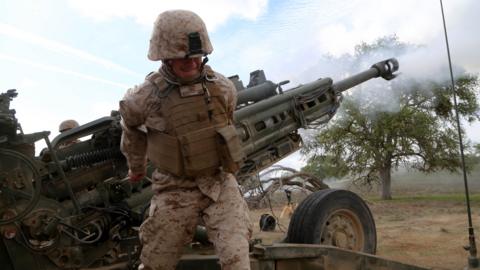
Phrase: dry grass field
[
  {"left": 249, "top": 168, "right": 480, "bottom": 269},
  {"left": 368, "top": 197, "right": 480, "bottom": 269}
]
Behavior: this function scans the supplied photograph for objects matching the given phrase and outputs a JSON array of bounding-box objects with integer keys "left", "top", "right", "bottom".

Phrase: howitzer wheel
[
  {"left": 285, "top": 189, "right": 376, "bottom": 254},
  {"left": 0, "top": 149, "right": 42, "bottom": 225}
]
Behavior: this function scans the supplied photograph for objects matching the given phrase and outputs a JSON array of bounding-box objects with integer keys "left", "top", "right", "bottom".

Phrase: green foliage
[
  {"left": 304, "top": 35, "right": 480, "bottom": 198},
  {"left": 466, "top": 143, "right": 480, "bottom": 168},
  {"left": 354, "top": 34, "right": 410, "bottom": 59},
  {"left": 301, "top": 155, "right": 348, "bottom": 179},
  {"left": 475, "top": 143, "right": 480, "bottom": 155}
]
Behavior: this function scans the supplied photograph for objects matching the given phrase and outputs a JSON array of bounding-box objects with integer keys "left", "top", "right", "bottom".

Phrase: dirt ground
[{"left": 250, "top": 199, "right": 480, "bottom": 270}]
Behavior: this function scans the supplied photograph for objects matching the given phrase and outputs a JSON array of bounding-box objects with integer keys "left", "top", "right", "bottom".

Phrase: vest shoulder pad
[
  {"left": 145, "top": 71, "right": 170, "bottom": 92},
  {"left": 204, "top": 65, "right": 216, "bottom": 79}
]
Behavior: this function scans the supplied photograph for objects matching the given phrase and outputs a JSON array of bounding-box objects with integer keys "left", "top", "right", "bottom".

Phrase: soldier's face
[{"left": 169, "top": 57, "right": 202, "bottom": 80}]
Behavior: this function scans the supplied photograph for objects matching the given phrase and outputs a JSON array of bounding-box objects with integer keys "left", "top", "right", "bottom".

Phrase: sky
[{"left": 1, "top": 0, "right": 479, "bottom": 169}]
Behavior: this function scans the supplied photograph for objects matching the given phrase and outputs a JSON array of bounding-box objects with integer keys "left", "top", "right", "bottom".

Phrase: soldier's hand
[{"left": 128, "top": 170, "right": 146, "bottom": 183}]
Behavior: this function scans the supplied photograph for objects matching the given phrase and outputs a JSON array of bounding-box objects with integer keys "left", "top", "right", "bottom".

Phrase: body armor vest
[{"left": 145, "top": 68, "right": 244, "bottom": 177}]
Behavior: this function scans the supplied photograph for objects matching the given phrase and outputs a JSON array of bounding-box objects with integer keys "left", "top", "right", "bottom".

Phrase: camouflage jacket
[{"left": 119, "top": 65, "right": 237, "bottom": 201}]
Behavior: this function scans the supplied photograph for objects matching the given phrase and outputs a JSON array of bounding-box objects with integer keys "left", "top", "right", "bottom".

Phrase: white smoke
[{"left": 291, "top": 36, "right": 477, "bottom": 119}]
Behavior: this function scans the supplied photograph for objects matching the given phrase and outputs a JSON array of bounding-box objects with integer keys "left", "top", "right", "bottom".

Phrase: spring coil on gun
[{"left": 65, "top": 148, "right": 123, "bottom": 168}]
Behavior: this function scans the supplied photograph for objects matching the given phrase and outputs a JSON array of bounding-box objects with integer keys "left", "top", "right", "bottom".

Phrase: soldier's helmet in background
[
  {"left": 148, "top": 10, "right": 213, "bottom": 61},
  {"left": 59, "top": 119, "right": 79, "bottom": 132}
]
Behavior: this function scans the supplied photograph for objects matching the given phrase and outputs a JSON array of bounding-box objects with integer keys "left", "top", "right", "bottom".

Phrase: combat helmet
[
  {"left": 59, "top": 119, "right": 79, "bottom": 132},
  {"left": 148, "top": 10, "right": 213, "bottom": 61}
]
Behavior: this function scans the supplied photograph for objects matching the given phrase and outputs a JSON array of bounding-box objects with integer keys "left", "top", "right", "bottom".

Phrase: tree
[
  {"left": 301, "top": 154, "right": 348, "bottom": 179},
  {"left": 466, "top": 143, "right": 480, "bottom": 168},
  {"left": 304, "top": 36, "right": 479, "bottom": 200}
]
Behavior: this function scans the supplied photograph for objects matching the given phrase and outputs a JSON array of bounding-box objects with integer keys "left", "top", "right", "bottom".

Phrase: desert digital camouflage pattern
[
  {"left": 120, "top": 65, "right": 238, "bottom": 198},
  {"left": 120, "top": 61, "right": 250, "bottom": 269},
  {"left": 57, "top": 120, "right": 81, "bottom": 149},
  {"left": 148, "top": 10, "right": 213, "bottom": 61},
  {"left": 59, "top": 119, "right": 79, "bottom": 132},
  {"left": 139, "top": 174, "right": 251, "bottom": 270}
]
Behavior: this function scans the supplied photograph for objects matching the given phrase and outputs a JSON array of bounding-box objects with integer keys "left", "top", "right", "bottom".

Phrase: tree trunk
[{"left": 379, "top": 164, "right": 392, "bottom": 200}]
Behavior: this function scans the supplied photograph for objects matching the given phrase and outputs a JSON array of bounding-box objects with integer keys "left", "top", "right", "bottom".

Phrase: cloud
[
  {"left": 0, "top": 53, "right": 131, "bottom": 89},
  {"left": 0, "top": 23, "right": 144, "bottom": 79},
  {"left": 91, "top": 100, "right": 121, "bottom": 117},
  {"left": 67, "top": 0, "right": 268, "bottom": 31}
]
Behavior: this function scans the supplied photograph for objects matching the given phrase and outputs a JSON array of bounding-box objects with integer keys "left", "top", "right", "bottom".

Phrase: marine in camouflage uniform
[
  {"left": 58, "top": 119, "right": 80, "bottom": 149},
  {"left": 119, "top": 10, "right": 252, "bottom": 270}
]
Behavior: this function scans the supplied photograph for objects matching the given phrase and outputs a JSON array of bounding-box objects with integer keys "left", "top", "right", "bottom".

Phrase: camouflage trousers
[{"left": 139, "top": 174, "right": 252, "bottom": 270}]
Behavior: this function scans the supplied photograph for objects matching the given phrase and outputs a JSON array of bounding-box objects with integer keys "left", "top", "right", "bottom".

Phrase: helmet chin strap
[
  {"left": 200, "top": 56, "right": 209, "bottom": 69},
  {"left": 163, "top": 56, "right": 207, "bottom": 71},
  {"left": 161, "top": 58, "right": 208, "bottom": 85}
]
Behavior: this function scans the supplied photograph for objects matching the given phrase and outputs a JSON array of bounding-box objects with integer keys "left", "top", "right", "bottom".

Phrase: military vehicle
[{"left": 1, "top": 58, "right": 429, "bottom": 269}]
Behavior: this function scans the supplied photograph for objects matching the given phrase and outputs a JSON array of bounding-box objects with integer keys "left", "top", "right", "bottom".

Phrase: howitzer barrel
[
  {"left": 332, "top": 58, "right": 399, "bottom": 93},
  {"left": 235, "top": 58, "right": 399, "bottom": 173},
  {"left": 234, "top": 78, "right": 332, "bottom": 122},
  {"left": 235, "top": 58, "right": 398, "bottom": 123}
]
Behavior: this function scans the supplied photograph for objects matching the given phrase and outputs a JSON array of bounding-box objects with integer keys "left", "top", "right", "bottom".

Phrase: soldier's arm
[
  {"left": 215, "top": 71, "right": 237, "bottom": 123},
  {"left": 227, "top": 82, "right": 237, "bottom": 122},
  {"left": 119, "top": 83, "right": 154, "bottom": 175}
]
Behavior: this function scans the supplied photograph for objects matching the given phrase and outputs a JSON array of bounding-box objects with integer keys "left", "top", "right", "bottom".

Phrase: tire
[{"left": 285, "top": 189, "right": 376, "bottom": 254}]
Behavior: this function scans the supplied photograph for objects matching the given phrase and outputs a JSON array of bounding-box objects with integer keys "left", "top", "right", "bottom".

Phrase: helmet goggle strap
[
  {"left": 186, "top": 31, "right": 209, "bottom": 69},
  {"left": 186, "top": 32, "right": 204, "bottom": 58}
]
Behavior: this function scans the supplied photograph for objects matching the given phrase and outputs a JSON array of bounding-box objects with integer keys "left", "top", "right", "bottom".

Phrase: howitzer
[
  {"left": 0, "top": 59, "right": 407, "bottom": 270},
  {"left": 234, "top": 58, "right": 398, "bottom": 177}
]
